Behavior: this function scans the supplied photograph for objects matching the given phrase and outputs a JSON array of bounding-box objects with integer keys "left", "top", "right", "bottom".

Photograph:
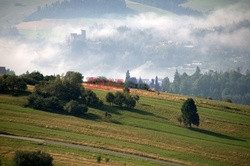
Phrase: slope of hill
[
  {"left": 130, "top": 0, "right": 201, "bottom": 15},
  {"left": 181, "top": 0, "right": 245, "bottom": 12},
  {"left": 24, "top": 0, "right": 134, "bottom": 21},
  {"left": 0, "top": 87, "right": 249, "bottom": 165},
  {"left": 125, "top": 0, "right": 176, "bottom": 15}
]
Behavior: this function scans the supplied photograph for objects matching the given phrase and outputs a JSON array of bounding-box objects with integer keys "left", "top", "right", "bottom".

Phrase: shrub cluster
[
  {"left": 28, "top": 94, "right": 63, "bottom": 112},
  {"left": 0, "top": 75, "right": 27, "bottom": 95},
  {"left": 13, "top": 150, "right": 53, "bottom": 166},
  {"left": 27, "top": 71, "right": 103, "bottom": 116},
  {"left": 20, "top": 71, "right": 56, "bottom": 85},
  {"left": 106, "top": 92, "right": 138, "bottom": 108},
  {"left": 84, "top": 90, "right": 103, "bottom": 107}
]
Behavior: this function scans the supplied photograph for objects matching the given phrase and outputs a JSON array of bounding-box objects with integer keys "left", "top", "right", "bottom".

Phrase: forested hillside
[
  {"left": 25, "top": 0, "right": 132, "bottom": 21},
  {"left": 131, "top": 0, "right": 200, "bottom": 15},
  {"left": 162, "top": 67, "right": 250, "bottom": 105}
]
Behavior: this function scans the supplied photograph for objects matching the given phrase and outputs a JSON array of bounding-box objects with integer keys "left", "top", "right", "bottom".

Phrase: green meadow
[{"left": 0, "top": 88, "right": 249, "bottom": 165}]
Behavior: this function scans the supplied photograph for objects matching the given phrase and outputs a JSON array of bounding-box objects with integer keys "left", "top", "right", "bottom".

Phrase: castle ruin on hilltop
[{"left": 69, "top": 30, "right": 86, "bottom": 42}]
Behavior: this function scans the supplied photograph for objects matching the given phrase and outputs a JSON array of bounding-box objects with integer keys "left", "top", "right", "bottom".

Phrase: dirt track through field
[{"left": 0, "top": 134, "right": 184, "bottom": 166}]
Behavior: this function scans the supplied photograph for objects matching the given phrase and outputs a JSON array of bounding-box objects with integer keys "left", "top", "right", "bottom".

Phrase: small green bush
[
  {"left": 96, "top": 155, "right": 102, "bottom": 163},
  {"left": 13, "top": 150, "right": 53, "bottom": 166},
  {"left": 133, "top": 95, "right": 140, "bottom": 103},
  {"left": 27, "top": 94, "right": 63, "bottom": 112},
  {"left": 125, "top": 95, "right": 136, "bottom": 108},
  {"left": 113, "top": 92, "right": 137, "bottom": 108},
  {"left": 43, "top": 96, "right": 63, "bottom": 112},
  {"left": 114, "top": 92, "right": 126, "bottom": 107},
  {"left": 106, "top": 92, "right": 115, "bottom": 105},
  {"left": 84, "top": 90, "right": 103, "bottom": 108}
]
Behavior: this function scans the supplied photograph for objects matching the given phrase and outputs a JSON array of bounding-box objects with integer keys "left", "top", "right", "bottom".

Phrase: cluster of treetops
[
  {"left": 0, "top": 71, "right": 139, "bottom": 117},
  {"left": 125, "top": 67, "right": 250, "bottom": 105}
]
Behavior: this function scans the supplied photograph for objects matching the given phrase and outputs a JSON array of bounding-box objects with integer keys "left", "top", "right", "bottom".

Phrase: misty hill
[
  {"left": 24, "top": 0, "right": 133, "bottom": 21},
  {"left": 131, "top": 0, "right": 200, "bottom": 16}
]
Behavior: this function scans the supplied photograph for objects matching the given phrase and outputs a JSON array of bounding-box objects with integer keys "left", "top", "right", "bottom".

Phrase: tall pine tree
[{"left": 181, "top": 98, "right": 200, "bottom": 127}]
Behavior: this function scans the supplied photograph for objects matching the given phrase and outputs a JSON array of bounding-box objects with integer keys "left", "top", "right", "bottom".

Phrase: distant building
[
  {"left": 70, "top": 29, "right": 86, "bottom": 42},
  {"left": 68, "top": 29, "right": 87, "bottom": 53},
  {"left": 0, "top": 67, "right": 6, "bottom": 75}
]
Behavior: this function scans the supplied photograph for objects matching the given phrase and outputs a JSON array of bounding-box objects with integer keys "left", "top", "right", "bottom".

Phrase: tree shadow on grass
[
  {"left": 98, "top": 104, "right": 168, "bottom": 121},
  {"left": 99, "top": 105, "right": 122, "bottom": 115},
  {"left": 98, "top": 104, "right": 152, "bottom": 116},
  {"left": 190, "top": 128, "right": 245, "bottom": 142},
  {"left": 125, "top": 107, "right": 154, "bottom": 116},
  {"left": 0, "top": 131, "right": 12, "bottom": 135},
  {"left": 36, "top": 108, "right": 101, "bottom": 121},
  {"left": 125, "top": 107, "right": 169, "bottom": 121},
  {"left": 140, "top": 103, "right": 151, "bottom": 107},
  {"left": 87, "top": 106, "right": 123, "bottom": 124},
  {"left": 79, "top": 113, "right": 101, "bottom": 121}
]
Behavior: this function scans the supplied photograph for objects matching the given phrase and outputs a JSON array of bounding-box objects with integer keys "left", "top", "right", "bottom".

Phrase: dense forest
[
  {"left": 25, "top": 0, "right": 132, "bottom": 21},
  {"left": 161, "top": 67, "right": 250, "bottom": 105},
  {"left": 131, "top": 0, "right": 200, "bottom": 15}
]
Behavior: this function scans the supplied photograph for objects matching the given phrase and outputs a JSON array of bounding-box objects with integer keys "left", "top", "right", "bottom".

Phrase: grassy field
[{"left": 0, "top": 88, "right": 250, "bottom": 165}]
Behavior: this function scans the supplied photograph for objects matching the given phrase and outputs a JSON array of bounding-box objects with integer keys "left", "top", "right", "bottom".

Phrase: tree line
[
  {"left": 162, "top": 67, "right": 250, "bottom": 105},
  {"left": 0, "top": 71, "right": 57, "bottom": 95},
  {"left": 125, "top": 70, "right": 150, "bottom": 91}
]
